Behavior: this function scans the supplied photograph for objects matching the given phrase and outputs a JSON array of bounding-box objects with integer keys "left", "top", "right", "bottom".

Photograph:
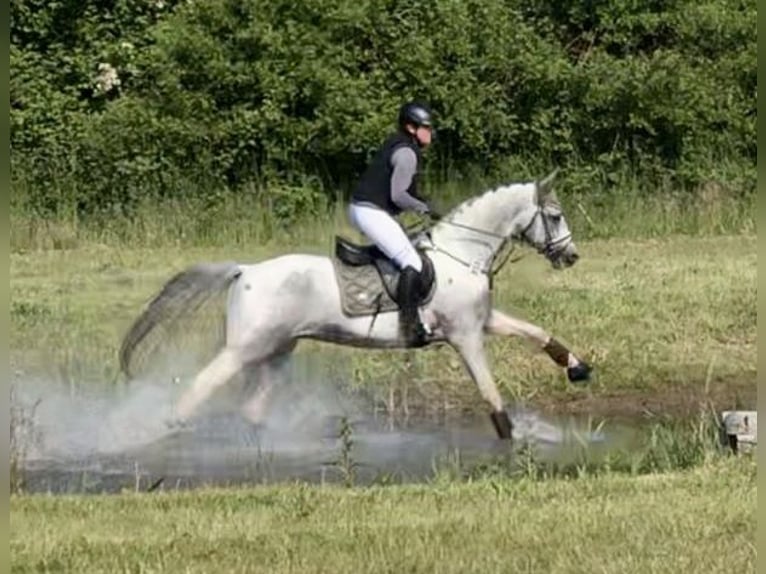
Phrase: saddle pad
[{"left": 332, "top": 258, "right": 400, "bottom": 317}]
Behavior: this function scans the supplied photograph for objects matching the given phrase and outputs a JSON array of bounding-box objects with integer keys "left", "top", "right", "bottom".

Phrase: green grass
[
  {"left": 10, "top": 224, "right": 756, "bottom": 420},
  {"left": 10, "top": 457, "right": 756, "bottom": 573},
  {"left": 9, "top": 197, "right": 756, "bottom": 572},
  {"left": 10, "top": 177, "right": 756, "bottom": 251}
]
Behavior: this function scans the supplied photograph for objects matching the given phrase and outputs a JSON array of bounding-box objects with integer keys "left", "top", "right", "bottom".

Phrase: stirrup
[
  {"left": 420, "top": 314, "right": 433, "bottom": 336},
  {"left": 401, "top": 314, "right": 429, "bottom": 347},
  {"left": 406, "top": 323, "right": 428, "bottom": 348}
]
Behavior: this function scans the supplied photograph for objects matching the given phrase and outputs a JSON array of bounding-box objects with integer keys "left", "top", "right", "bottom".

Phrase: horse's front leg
[
  {"left": 449, "top": 332, "right": 513, "bottom": 440},
  {"left": 484, "top": 309, "right": 592, "bottom": 383}
]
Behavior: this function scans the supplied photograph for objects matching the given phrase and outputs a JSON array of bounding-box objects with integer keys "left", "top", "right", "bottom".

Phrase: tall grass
[
  {"left": 10, "top": 384, "right": 41, "bottom": 494},
  {"left": 10, "top": 173, "right": 755, "bottom": 253}
]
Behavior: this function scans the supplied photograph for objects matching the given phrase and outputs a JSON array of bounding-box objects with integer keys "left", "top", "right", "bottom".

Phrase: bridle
[
  {"left": 516, "top": 206, "right": 572, "bottom": 260},
  {"left": 418, "top": 205, "right": 572, "bottom": 284}
]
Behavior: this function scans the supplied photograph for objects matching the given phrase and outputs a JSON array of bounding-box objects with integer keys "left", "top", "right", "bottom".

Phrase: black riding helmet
[{"left": 398, "top": 101, "right": 433, "bottom": 131}]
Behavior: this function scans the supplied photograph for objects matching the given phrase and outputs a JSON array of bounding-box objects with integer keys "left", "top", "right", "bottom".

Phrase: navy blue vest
[{"left": 352, "top": 131, "right": 422, "bottom": 215}]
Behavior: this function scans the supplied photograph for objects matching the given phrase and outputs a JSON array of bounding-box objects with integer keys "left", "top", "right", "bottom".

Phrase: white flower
[{"left": 95, "top": 63, "right": 121, "bottom": 94}]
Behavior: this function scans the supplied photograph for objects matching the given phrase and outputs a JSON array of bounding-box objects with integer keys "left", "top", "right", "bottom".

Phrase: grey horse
[{"left": 119, "top": 170, "right": 591, "bottom": 440}]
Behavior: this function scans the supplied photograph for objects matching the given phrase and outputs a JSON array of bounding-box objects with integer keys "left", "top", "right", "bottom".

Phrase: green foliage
[{"left": 11, "top": 0, "right": 756, "bottom": 219}]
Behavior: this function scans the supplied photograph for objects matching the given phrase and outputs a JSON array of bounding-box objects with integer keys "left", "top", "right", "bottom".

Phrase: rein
[
  {"left": 420, "top": 207, "right": 571, "bottom": 286},
  {"left": 417, "top": 218, "right": 517, "bottom": 283}
]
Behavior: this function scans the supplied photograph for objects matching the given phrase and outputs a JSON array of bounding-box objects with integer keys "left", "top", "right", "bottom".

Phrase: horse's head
[
  {"left": 515, "top": 169, "right": 579, "bottom": 269},
  {"left": 428, "top": 169, "right": 579, "bottom": 274}
]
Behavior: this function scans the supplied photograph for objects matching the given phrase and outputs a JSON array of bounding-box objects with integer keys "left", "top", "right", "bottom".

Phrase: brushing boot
[
  {"left": 490, "top": 410, "right": 513, "bottom": 440},
  {"left": 397, "top": 266, "right": 428, "bottom": 348}
]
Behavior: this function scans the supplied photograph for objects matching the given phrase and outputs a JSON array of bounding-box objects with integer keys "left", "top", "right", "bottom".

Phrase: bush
[{"left": 10, "top": 0, "right": 756, "bottom": 218}]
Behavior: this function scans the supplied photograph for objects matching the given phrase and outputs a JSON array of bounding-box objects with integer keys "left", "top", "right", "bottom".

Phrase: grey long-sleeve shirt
[{"left": 390, "top": 147, "right": 430, "bottom": 214}]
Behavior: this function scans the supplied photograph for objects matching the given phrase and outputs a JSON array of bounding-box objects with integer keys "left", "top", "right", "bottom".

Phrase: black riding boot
[{"left": 397, "top": 266, "right": 428, "bottom": 348}]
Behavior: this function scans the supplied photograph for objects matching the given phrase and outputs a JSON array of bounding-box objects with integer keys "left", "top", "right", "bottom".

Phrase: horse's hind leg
[
  {"left": 239, "top": 345, "right": 295, "bottom": 426},
  {"left": 173, "top": 347, "right": 245, "bottom": 423}
]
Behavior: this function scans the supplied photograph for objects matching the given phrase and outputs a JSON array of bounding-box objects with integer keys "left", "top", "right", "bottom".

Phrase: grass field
[
  {"left": 10, "top": 456, "right": 756, "bottom": 573},
  {"left": 10, "top": 227, "right": 756, "bottom": 419},
  {"left": 9, "top": 198, "right": 757, "bottom": 573}
]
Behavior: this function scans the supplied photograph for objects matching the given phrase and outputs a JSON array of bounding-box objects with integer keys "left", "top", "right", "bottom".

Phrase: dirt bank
[{"left": 532, "top": 376, "right": 756, "bottom": 420}]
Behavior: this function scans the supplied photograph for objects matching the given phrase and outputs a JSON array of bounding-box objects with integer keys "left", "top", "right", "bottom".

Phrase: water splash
[{"left": 12, "top": 370, "right": 634, "bottom": 494}]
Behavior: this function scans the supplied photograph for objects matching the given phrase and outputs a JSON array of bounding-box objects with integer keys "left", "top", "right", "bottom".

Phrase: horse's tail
[{"left": 119, "top": 261, "right": 243, "bottom": 379}]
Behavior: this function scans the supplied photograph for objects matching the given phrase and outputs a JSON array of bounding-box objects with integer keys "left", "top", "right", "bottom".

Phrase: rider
[{"left": 348, "top": 101, "right": 440, "bottom": 347}]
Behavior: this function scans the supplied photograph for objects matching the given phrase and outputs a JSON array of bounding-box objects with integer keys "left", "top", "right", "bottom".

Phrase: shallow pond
[{"left": 14, "top": 376, "right": 654, "bottom": 494}]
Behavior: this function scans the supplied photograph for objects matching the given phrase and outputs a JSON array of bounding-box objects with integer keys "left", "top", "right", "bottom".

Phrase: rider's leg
[
  {"left": 348, "top": 203, "right": 422, "bottom": 271},
  {"left": 395, "top": 265, "right": 428, "bottom": 347},
  {"left": 348, "top": 203, "right": 427, "bottom": 346}
]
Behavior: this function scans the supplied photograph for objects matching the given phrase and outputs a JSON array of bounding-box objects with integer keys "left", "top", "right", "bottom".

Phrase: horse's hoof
[
  {"left": 567, "top": 362, "right": 592, "bottom": 384},
  {"left": 490, "top": 410, "right": 514, "bottom": 440}
]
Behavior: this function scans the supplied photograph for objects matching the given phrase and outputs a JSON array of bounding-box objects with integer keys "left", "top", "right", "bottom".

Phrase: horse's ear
[{"left": 537, "top": 168, "right": 559, "bottom": 198}]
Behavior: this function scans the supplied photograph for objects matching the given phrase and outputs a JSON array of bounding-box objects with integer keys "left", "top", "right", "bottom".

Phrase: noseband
[
  {"left": 418, "top": 204, "right": 572, "bottom": 285},
  {"left": 516, "top": 207, "right": 572, "bottom": 259}
]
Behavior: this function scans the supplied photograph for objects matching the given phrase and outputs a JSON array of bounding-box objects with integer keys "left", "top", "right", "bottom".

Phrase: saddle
[{"left": 332, "top": 235, "right": 436, "bottom": 317}]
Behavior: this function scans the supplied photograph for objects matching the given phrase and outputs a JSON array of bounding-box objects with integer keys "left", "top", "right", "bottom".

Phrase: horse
[{"left": 119, "top": 169, "right": 592, "bottom": 440}]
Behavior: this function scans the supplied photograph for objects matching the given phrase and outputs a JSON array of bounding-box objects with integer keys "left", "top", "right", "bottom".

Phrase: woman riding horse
[{"left": 347, "top": 102, "right": 441, "bottom": 347}]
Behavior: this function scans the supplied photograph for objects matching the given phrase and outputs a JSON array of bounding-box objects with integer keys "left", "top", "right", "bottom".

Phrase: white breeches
[{"left": 348, "top": 203, "right": 423, "bottom": 272}]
